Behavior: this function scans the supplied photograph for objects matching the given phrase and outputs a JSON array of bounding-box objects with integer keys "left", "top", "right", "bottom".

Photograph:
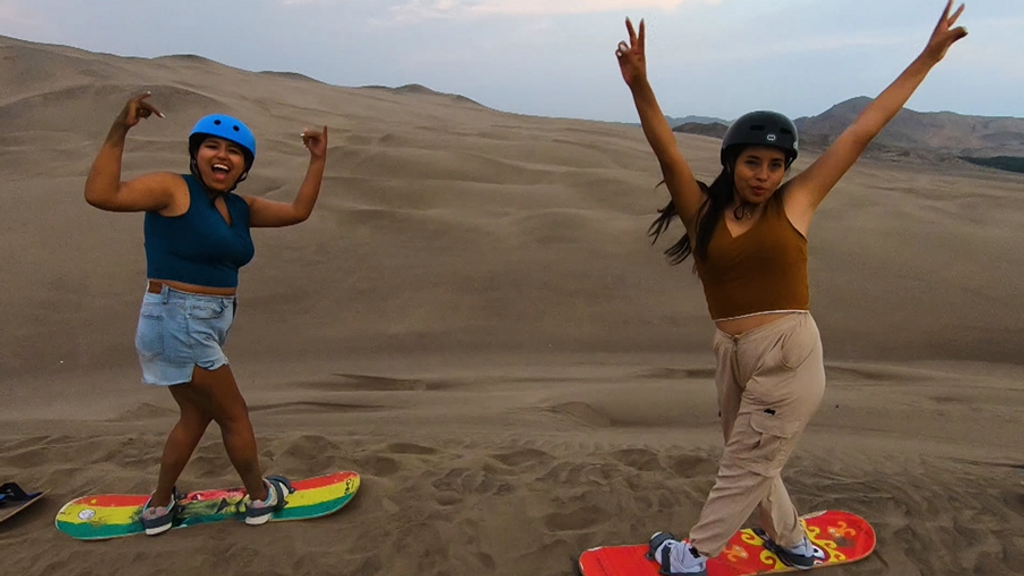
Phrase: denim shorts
[{"left": 134, "top": 284, "right": 237, "bottom": 386}]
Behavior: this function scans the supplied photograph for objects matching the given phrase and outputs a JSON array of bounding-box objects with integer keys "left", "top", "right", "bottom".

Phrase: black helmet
[{"left": 720, "top": 110, "right": 799, "bottom": 168}]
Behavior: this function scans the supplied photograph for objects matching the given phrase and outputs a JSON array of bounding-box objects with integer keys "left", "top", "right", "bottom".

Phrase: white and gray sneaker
[
  {"left": 244, "top": 475, "right": 294, "bottom": 526},
  {"left": 753, "top": 528, "right": 820, "bottom": 570},
  {"left": 646, "top": 531, "right": 708, "bottom": 576}
]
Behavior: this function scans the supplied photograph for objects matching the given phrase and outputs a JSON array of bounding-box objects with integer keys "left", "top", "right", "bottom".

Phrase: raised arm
[
  {"left": 786, "top": 1, "right": 968, "bottom": 220},
  {"left": 617, "top": 18, "right": 705, "bottom": 234},
  {"left": 244, "top": 126, "right": 328, "bottom": 228},
  {"left": 84, "top": 92, "right": 180, "bottom": 213}
]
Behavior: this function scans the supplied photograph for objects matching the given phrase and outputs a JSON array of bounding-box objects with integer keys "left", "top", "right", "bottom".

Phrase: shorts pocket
[
  {"left": 189, "top": 299, "right": 230, "bottom": 320},
  {"left": 135, "top": 307, "right": 165, "bottom": 360}
]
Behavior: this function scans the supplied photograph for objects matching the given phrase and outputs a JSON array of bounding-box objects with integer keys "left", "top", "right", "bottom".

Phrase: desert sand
[{"left": 1, "top": 34, "right": 1023, "bottom": 576}]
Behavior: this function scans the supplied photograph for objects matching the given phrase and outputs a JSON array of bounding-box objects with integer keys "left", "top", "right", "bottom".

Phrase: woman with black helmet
[
  {"left": 615, "top": 2, "right": 967, "bottom": 574},
  {"left": 83, "top": 92, "right": 328, "bottom": 535}
]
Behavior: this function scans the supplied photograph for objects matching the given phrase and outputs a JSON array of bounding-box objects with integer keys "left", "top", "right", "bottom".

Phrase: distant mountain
[
  {"left": 672, "top": 121, "right": 728, "bottom": 139},
  {"left": 670, "top": 97, "right": 1024, "bottom": 174},
  {"left": 665, "top": 114, "right": 727, "bottom": 127},
  {"left": 792, "top": 96, "right": 1024, "bottom": 158}
]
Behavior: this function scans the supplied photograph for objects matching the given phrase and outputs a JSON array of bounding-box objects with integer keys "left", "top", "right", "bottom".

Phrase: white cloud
[
  {"left": 390, "top": 0, "right": 720, "bottom": 21},
  {"left": 708, "top": 31, "right": 909, "bottom": 61},
  {"left": 0, "top": 1, "right": 33, "bottom": 26},
  {"left": 280, "top": 0, "right": 341, "bottom": 5}
]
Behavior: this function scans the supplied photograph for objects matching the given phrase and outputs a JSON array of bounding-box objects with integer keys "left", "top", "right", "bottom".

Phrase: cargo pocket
[
  {"left": 736, "top": 410, "right": 804, "bottom": 476},
  {"left": 135, "top": 305, "right": 165, "bottom": 360}
]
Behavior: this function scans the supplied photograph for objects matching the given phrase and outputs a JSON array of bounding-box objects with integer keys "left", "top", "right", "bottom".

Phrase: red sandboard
[{"left": 579, "top": 510, "right": 875, "bottom": 576}]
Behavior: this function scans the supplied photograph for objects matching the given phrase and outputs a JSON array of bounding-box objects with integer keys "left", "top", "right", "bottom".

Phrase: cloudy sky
[{"left": 2, "top": 0, "right": 1020, "bottom": 122}]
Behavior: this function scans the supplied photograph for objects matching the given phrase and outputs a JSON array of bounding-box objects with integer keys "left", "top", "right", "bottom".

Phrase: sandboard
[
  {"left": 55, "top": 470, "right": 359, "bottom": 540},
  {"left": 579, "top": 510, "right": 875, "bottom": 576},
  {"left": 0, "top": 483, "right": 46, "bottom": 525}
]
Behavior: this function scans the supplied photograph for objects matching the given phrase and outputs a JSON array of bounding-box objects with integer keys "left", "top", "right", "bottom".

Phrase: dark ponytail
[{"left": 648, "top": 155, "right": 738, "bottom": 268}]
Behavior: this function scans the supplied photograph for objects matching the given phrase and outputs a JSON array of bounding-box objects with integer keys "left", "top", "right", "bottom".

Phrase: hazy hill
[{"left": 670, "top": 97, "right": 1024, "bottom": 173}]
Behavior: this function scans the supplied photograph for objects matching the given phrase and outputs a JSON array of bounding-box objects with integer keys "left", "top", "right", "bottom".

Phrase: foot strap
[
  {"left": 0, "top": 483, "right": 41, "bottom": 504},
  {"left": 646, "top": 531, "right": 676, "bottom": 562},
  {"left": 752, "top": 528, "right": 817, "bottom": 570}
]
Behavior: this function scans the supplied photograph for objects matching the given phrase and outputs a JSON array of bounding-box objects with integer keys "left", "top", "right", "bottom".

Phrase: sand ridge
[{"left": 1, "top": 34, "right": 1023, "bottom": 576}]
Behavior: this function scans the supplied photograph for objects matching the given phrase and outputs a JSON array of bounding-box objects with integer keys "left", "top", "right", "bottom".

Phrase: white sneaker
[
  {"left": 648, "top": 532, "right": 708, "bottom": 576},
  {"left": 244, "top": 475, "right": 294, "bottom": 526},
  {"left": 754, "top": 528, "right": 818, "bottom": 570}
]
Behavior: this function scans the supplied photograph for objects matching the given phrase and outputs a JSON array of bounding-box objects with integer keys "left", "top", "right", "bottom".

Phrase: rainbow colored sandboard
[
  {"left": 55, "top": 471, "right": 359, "bottom": 540},
  {"left": 579, "top": 510, "right": 875, "bottom": 576}
]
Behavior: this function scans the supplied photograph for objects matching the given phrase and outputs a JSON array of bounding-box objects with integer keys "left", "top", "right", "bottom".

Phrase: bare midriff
[{"left": 714, "top": 311, "right": 800, "bottom": 337}]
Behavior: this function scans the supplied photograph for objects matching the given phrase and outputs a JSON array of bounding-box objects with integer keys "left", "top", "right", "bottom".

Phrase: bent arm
[
  {"left": 789, "top": 0, "right": 971, "bottom": 213},
  {"left": 245, "top": 156, "right": 326, "bottom": 227},
  {"left": 787, "top": 55, "right": 944, "bottom": 212},
  {"left": 630, "top": 80, "right": 705, "bottom": 232},
  {"left": 84, "top": 123, "right": 177, "bottom": 212}
]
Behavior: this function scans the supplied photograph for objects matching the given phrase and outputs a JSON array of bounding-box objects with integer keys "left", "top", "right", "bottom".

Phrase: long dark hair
[{"left": 648, "top": 155, "right": 739, "bottom": 268}]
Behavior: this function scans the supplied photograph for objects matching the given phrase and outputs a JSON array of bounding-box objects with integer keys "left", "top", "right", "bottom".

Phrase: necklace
[{"left": 733, "top": 202, "right": 758, "bottom": 220}]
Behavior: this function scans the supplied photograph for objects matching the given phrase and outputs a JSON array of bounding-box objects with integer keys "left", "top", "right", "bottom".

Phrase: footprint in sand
[
  {"left": 474, "top": 553, "right": 496, "bottom": 572},
  {"left": 385, "top": 442, "right": 439, "bottom": 455},
  {"left": 489, "top": 447, "right": 555, "bottom": 468},
  {"left": 431, "top": 467, "right": 513, "bottom": 497},
  {"left": 543, "top": 504, "right": 607, "bottom": 532},
  {"left": 610, "top": 448, "right": 665, "bottom": 472},
  {"left": 545, "top": 402, "right": 611, "bottom": 427},
  {"left": 434, "top": 491, "right": 464, "bottom": 506},
  {"left": 665, "top": 453, "right": 718, "bottom": 478},
  {"left": 354, "top": 454, "right": 401, "bottom": 477}
]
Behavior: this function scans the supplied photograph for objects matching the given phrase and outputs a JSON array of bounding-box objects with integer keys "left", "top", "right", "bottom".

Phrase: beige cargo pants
[{"left": 688, "top": 312, "right": 826, "bottom": 556}]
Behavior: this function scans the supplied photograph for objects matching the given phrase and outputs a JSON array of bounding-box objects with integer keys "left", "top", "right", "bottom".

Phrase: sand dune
[{"left": 1, "top": 34, "right": 1023, "bottom": 576}]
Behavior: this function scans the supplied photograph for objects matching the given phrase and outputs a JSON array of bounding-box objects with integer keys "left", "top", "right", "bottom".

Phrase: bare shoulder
[
  {"left": 123, "top": 171, "right": 186, "bottom": 193},
  {"left": 779, "top": 182, "right": 812, "bottom": 239},
  {"left": 130, "top": 171, "right": 190, "bottom": 215}
]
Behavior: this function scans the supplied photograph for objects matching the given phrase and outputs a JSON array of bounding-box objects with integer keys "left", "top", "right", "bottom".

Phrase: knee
[
  {"left": 212, "top": 400, "right": 251, "bottom": 430},
  {"left": 197, "top": 413, "right": 215, "bottom": 429},
  {"left": 180, "top": 410, "right": 213, "bottom": 431}
]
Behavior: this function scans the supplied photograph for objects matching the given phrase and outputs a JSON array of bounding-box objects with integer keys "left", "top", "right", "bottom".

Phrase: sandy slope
[{"left": 1, "top": 34, "right": 1022, "bottom": 576}]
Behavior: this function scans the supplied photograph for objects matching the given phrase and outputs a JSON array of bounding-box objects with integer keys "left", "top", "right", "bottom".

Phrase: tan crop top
[{"left": 693, "top": 192, "right": 809, "bottom": 321}]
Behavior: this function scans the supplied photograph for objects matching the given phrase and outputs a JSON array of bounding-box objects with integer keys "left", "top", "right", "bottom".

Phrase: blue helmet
[{"left": 188, "top": 114, "right": 256, "bottom": 170}]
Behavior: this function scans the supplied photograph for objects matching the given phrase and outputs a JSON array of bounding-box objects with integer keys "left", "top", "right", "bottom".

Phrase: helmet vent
[
  {"left": 213, "top": 119, "right": 222, "bottom": 125},
  {"left": 749, "top": 124, "right": 765, "bottom": 131}
]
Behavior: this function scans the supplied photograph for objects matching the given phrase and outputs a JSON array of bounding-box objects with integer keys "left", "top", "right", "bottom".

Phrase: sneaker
[
  {"left": 140, "top": 488, "right": 180, "bottom": 536},
  {"left": 646, "top": 532, "right": 708, "bottom": 576},
  {"left": 646, "top": 531, "right": 677, "bottom": 562},
  {"left": 753, "top": 529, "right": 818, "bottom": 570},
  {"left": 244, "top": 475, "right": 294, "bottom": 526},
  {"left": 777, "top": 535, "right": 817, "bottom": 569}
]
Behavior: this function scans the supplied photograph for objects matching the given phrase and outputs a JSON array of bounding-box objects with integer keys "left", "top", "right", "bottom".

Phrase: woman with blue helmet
[
  {"left": 615, "top": 2, "right": 966, "bottom": 574},
  {"left": 83, "top": 91, "right": 328, "bottom": 535}
]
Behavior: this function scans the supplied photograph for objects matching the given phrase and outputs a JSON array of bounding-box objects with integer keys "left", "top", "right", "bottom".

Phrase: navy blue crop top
[{"left": 144, "top": 174, "right": 255, "bottom": 288}]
